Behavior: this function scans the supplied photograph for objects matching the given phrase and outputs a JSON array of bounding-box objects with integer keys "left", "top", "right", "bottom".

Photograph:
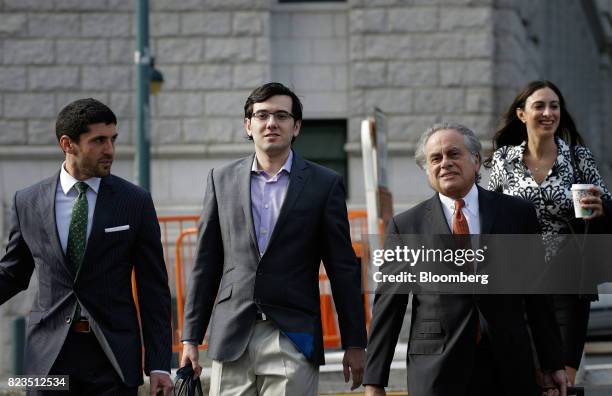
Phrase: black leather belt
[{"left": 71, "top": 319, "right": 91, "bottom": 333}]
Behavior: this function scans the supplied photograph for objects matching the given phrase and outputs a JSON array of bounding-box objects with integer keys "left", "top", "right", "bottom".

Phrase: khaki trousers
[{"left": 209, "top": 320, "right": 318, "bottom": 396}]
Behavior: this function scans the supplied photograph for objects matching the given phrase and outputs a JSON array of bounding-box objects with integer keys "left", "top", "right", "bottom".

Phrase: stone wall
[
  {"left": 1, "top": 0, "right": 134, "bottom": 146},
  {"left": 0, "top": 0, "right": 272, "bottom": 377},
  {"left": 348, "top": 0, "right": 496, "bottom": 145},
  {"left": 0, "top": 1, "right": 272, "bottom": 213},
  {"left": 1, "top": 0, "right": 611, "bottom": 376},
  {"left": 151, "top": 0, "right": 270, "bottom": 146},
  {"left": 492, "top": 0, "right": 612, "bottom": 177},
  {"left": 346, "top": 0, "right": 498, "bottom": 205},
  {"left": 2, "top": 0, "right": 609, "bottom": 210},
  {"left": 270, "top": 3, "right": 349, "bottom": 118}
]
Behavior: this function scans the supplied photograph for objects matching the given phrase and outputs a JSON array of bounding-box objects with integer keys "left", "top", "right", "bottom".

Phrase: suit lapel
[
  {"left": 425, "top": 193, "right": 452, "bottom": 234},
  {"left": 476, "top": 186, "right": 500, "bottom": 274},
  {"left": 426, "top": 187, "right": 497, "bottom": 234},
  {"left": 41, "top": 172, "right": 71, "bottom": 272},
  {"left": 76, "top": 175, "right": 115, "bottom": 280},
  {"left": 477, "top": 186, "right": 497, "bottom": 234},
  {"left": 266, "top": 153, "right": 310, "bottom": 252},
  {"left": 239, "top": 154, "right": 261, "bottom": 258}
]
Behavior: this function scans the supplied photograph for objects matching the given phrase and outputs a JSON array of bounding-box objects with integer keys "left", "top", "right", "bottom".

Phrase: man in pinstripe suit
[{"left": 0, "top": 98, "right": 173, "bottom": 395}]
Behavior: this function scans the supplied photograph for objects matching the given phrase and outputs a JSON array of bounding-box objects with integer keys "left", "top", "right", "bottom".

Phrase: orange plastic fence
[
  {"left": 158, "top": 216, "right": 199, "bottom": 355},
  {"left": 131, "top": 211, "right": 381, "bottom": 358},
  {"left": 173, "top": 227, "right": 202, "bottom": 357},
  {"left": 346, "top": 209, "right": 385, "bottom": 336},
  {"left": 131, "top": 216, "right": 200, "bottom": 356}
]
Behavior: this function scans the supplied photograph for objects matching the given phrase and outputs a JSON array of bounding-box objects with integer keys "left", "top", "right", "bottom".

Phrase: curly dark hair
[{"left": 55, "top": 98, "right": 117, "bottom": 142}]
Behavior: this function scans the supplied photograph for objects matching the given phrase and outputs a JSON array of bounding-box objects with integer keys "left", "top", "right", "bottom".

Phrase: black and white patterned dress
[{"left": 488, "top": 137, "right": 611, "bottom": 260}]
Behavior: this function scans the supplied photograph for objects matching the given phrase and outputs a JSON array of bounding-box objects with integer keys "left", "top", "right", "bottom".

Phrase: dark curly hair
[{"left": 55, "top": 98, "right": 117, "bottom": 142}]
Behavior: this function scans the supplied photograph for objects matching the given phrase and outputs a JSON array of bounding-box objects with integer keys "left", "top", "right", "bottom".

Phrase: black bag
[
  {"left": 568, "top": 386, "right": 585, "bottom": 396},
  {"left": 173, "top": 363, "right": 204, "bottom": 396},
  {"left": 542, "top": 386, "right": 584, "bottom": 396}
]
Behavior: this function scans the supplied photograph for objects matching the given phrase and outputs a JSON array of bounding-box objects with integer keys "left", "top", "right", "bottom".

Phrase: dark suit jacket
[
  {"left": 364, "top": 186, "right": 563, "bottom": 396},
  {"left": 182, "top": 152, "right": 367, "bottom": 365},
  {"left": 0, "top": 173, "right": 172, "bottom": 387}
]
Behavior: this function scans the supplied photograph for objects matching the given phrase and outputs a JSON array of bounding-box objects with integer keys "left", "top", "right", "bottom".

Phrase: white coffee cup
[{"left": 571, "top": 184, "right": 595, "bottom": 218}]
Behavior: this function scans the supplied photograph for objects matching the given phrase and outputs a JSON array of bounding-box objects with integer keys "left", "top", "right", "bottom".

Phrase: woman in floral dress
[{"left": 485, "top": 80, "right": 611, "bottom": 385}]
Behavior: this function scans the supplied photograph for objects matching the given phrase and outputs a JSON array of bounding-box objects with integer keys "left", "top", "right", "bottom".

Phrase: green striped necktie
[{"left": 66, "top": 181, "right": 89, "bottom": 275}]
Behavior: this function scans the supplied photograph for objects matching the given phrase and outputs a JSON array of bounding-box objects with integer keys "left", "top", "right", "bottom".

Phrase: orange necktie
[
  {"left": 452, "top": 199, "right": 481, "bottom": 343},
  {"left": 452, "top": 199, "right": 470, "bottom": 235}
]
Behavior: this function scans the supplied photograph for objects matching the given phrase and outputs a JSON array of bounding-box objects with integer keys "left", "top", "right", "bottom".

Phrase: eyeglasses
[{"left": 251, "top": 111, "right": 294, "bottom": 122}]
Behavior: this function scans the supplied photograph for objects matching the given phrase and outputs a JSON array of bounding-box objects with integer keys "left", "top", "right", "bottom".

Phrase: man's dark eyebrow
[{"left": 89, "top": 134, "right": 118, "bottom": 141}]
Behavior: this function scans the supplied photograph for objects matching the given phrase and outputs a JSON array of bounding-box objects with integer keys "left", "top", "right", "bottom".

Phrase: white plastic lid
[{"left": 571, "top": 184, "right": 595, "bottom": 190}]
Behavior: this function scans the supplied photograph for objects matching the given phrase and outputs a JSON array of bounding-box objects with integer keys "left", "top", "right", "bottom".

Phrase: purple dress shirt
[{"left": 250, "top": 151, "right": 293, "bottom": 255}]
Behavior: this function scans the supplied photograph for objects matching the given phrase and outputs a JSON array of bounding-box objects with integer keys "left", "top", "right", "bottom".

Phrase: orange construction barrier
[
  {"left": 173, "top": 227, "right": 201, "bottom": 358},
  {"left": 317, "top": 210, "right": 384, "bottom": 348},
  {"left": 350, "top": 209, "right": 385, "bottom": 329},
  {"left": 158, "top": 215, "right": 200, "bottom": 270},
  {"left": 158, "top": 216, "right": 199, "bottom": 356},
  {"left": 319, "top": 267, "right": 340, "bottom": 348}
]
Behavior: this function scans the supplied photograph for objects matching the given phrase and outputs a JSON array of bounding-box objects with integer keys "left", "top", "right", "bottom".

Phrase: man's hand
[
  {"left": 541, "top": 369, "right": 568, "bottom": 396},
  {"left": 149, "top": 372, "right": 173, "bottom": 396},
  {"left": 342, "top": 348, "right": 365, "bottom": 390},
  {"left": 180, "top": 343, "right": 202, "bottom": 379},
  {"left": 364, "top": 384, "right": 386, "bottom": 396},
  {"left": 565, "top": 365, "right": 577, "bottom": 386}
]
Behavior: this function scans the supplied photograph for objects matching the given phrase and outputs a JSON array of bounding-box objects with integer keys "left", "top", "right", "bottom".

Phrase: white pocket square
[{"left": 105, "top": 225, "right": 130, "bottom": 233}]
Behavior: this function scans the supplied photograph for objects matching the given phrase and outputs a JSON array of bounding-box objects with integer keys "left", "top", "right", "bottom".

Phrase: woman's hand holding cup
[{"left": 572, "top": 184, "right": 603, "bottom": 220}]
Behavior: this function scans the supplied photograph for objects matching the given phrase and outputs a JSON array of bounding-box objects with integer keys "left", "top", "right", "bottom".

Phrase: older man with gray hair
[{"left": 363, "top": 123, "right": 567, "bottom": 396}]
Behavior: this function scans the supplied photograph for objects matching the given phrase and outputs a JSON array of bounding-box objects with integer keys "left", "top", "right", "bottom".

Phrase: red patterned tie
[
  {"left": 452, "top": 199, "right": 470, "bottom": 235},
  {"left": 452, "top": 199, "right": 481, "bottom": 343}
]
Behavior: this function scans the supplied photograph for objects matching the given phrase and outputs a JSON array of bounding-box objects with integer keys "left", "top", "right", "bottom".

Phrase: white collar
[
  {"left": 438, "top": 183, "right": 479, "bottom": 216},
  {"left": 59, "top": 162, "right": 101, "bottom": 195}
]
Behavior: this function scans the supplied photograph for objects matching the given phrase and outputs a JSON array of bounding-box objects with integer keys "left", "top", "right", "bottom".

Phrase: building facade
[{"left": 1, "top": 0, "right": 611, "bottom": 376}]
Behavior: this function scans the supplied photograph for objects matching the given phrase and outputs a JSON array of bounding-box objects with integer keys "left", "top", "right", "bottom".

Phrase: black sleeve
[
  {"left": 133, "top": 192, "right": 172, "bottom": 374},
  {"left": 363, "top": 217, "right": 410, "bottom": 387}
]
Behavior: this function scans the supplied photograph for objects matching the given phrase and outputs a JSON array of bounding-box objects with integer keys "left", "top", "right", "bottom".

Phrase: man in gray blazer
[
  {"left": 181, "top": 82, "right": 367, "bottom": 395},
  {"left": 0, "top": 98, "right": 173, "bottom": 395}
]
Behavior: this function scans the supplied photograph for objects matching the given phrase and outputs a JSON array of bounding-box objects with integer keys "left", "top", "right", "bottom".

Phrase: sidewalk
[
  {"left": 2, "top": 342, "right": 611, "bottom": 395},
  {"left": 0, "top": 346, "right": 404, "bottom": 396}
]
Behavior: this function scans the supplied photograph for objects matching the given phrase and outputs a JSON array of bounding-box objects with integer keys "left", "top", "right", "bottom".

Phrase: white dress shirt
[
  {"left": 56, "top": 162, "right": 101, "bottom": 253},
  {"left": 438, "top": 183, "right": 481, "bottom": 234}
]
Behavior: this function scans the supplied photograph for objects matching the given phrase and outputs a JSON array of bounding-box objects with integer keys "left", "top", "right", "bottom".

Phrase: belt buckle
[
  {"left": 73, "top": 319, "right": 91, "bottom": 333},
  {"left": 256, "top": 312, "right": 267, "bottom": 321}
]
